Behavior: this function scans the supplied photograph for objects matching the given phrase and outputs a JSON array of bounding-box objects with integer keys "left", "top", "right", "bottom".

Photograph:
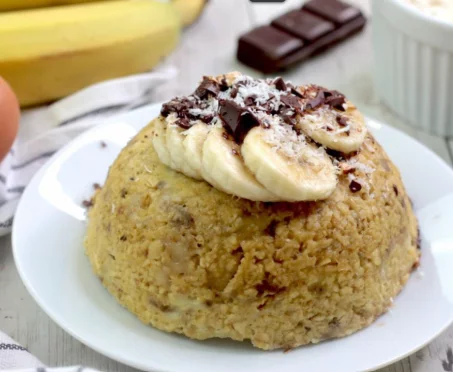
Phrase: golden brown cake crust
[{"left": 84, "top": 119, "right": 420, "bottom": 350}]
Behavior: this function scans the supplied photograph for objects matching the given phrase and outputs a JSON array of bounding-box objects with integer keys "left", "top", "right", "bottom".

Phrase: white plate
[{"left": 12, "top": 103, "right": 453, "bottom": 372}]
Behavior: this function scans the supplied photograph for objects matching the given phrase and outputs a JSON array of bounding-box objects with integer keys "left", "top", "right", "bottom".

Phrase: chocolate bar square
[
  {"left": 272, "top": 10, "right": 335, "bottom": 42},
  {"left": 303, "top": 0, "right": 361, "bottom": 25},
  {"left": 238, "top": 26, "right": 304, "bottom": 73}
]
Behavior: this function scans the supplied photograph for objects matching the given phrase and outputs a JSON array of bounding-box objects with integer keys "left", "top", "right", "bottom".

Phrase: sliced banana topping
[
  {"left": 153, "top": 73, "right": 368, "bottom": 202},
  {"left": 166, "top": 122, "right": 202, "bottom": 180},
  {"left": 181, "top": 121, "right": 210, "bottom": 176},
  {"left": 202, "top": 127, "right": 279, "bottom": 201},
  {"left": 152, "top": 117, "right": 172, "bottom": 168},
  {"left": 242, "top": 126, "right": 337, "bottom": 201},
  {"left": 297, "top": 93, "right": 367, "bottom": 154}
]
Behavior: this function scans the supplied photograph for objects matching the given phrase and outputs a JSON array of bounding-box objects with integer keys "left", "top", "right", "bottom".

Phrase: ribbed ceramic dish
[{"left": 372, "top": 0, "right": 453, "bottom": 137}]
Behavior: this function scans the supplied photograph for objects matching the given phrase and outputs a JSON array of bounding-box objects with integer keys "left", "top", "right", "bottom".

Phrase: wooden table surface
[{"left": 1, "top": 0, "right": 453, "bottom": 371}]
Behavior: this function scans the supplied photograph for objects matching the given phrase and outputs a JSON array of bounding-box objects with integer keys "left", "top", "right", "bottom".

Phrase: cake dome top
[{"left": 153, "top": 72, "right": 367, "bottom": 202}]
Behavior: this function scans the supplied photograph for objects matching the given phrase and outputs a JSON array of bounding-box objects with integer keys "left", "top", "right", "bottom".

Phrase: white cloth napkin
[
  {"left": 0, "top": 331, "right": 101, "bottom": 371},
  {"left": 0, "top": 67, "right": 177, "bottom": 237}
]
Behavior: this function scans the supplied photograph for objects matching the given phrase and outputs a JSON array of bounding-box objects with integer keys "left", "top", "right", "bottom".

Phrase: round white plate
[{"left": 12, "top": 103, "right": 453, "bottom": 372}]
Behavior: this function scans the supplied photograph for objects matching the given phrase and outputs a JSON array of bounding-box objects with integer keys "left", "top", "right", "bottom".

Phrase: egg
[{"left": 0, "top": 77, "right": 20, "bottom": 162}]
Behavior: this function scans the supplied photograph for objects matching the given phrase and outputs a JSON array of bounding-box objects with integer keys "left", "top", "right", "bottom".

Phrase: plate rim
[{"left": 11, "top": 103, "right": 453, "bottom": 372}]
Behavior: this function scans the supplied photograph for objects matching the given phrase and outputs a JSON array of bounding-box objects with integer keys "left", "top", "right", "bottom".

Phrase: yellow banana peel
[{"left": 0, "top": 0, "right": 181, "bottom": 107}]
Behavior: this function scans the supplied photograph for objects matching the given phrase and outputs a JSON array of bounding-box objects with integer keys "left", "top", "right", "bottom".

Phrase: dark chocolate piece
[
  {"left": 219, "top": 100, "right": 260, "bottom": 143},
  {"left": 273, "top": 77, "right": 287, "bottom": 91},
  {"left": 303, "top": 0, "right": 360, "bottom": 26},
  {"left": 237, "top": 0, "right": 366, "bottom": 74},
  {"left": 336, "top": 115, "right": 348, "bottom": 127},
  {"left": 349, "top": 180, "right": 362, "bottom": 193},
  {"left": 280, "top": 94, "right": 302, "bottom": 113},
  {"left": 237, "top": 26, "right": 304, "bottom": 74},
  {"left": 325, "top": 93, "right": 346, "bottom": 110},
  {"left": 306, "top": 91, "right": 325, "bottom": 110},
  {"left": 272, "top": 10, "right": 334, "bottom": 42},
  {"left": 161, "top": 97, "right": 195, "bottom": 118},
  {"left": 306, "top": 89, "right": 346, "bottom": 111},
  {"left": 194, "top": 77, "right": 220, "bottom": 99}
]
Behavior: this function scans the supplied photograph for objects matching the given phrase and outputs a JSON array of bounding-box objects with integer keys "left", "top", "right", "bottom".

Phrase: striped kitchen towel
[
  {"left": 0, "top": 67, "right": 177, "bottom": 237},
  {"left": 0, "top": 331, "right": 101, "bottom": 371}
]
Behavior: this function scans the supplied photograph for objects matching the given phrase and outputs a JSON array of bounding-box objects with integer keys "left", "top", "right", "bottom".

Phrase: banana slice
[
  {"left": 297, "top": 105, "right": 367, "bottom": 154},
  {"left": 182, "top": 122, "right": 209, "bottom": 175},
  {"left": 166, "top": 123, "right": 202, "bottom": 180},
  {"left": 152, "top": 117, "right": 172, "bottom": 167},
  {"left": 182, "top": 122, "right": 227, "bottom": 192},
  {"left": 242, "top": 126, "right": 337, "bottom": 201},
  {"left": 202, "top": 127, "right": 279, "bottom": 201}
]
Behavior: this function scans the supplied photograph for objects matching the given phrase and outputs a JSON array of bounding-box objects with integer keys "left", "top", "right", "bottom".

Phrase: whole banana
[
  {"left": 171, "top": 0, "right": 209, "bottom": 27},
  {"left": 0, "top": 0, "right": 180, "bottom": 107},
  {"left": 0, "top": 0, "right": 106, "bottom": 11}
]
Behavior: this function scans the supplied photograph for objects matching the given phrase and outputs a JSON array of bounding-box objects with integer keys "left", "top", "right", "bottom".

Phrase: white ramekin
[{"left": 372, "top": 0, "right": 453, "bottom": 137}]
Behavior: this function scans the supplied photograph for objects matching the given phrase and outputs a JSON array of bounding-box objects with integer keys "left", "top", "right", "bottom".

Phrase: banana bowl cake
[{"left": 84, "top": 72, "right": 420, "bottom": 350}]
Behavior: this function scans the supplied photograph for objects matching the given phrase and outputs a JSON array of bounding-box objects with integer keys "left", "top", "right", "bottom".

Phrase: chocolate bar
[{"left": 237, "top": 0, "right": 366, "bottom": 74}]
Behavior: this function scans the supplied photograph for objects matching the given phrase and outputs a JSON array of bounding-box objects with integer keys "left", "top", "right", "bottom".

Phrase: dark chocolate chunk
[
  {"left": 306, "top": 90, "right": 326, "bottom": 109},
  {"left": 177, "top": 117, "right": 191, "bottom": 129},
  {"left": 161, "top": 97, "right": 195, "bottom": 118},
  {"left": 198, "top": 114, "right": 214, "bottom": 124},
  {"left": 303, "top": 0, "right": 361, "bottom": 26},
  {"left": 194, "top": 77, "right": 220, "bottom": 99},
  {"left": 325, "top": 93, "right": 346, "bottom": 110},
  {"left": 336, "top": 115, "right": 348, "bottom": 127},
  {"left": 349, "top": 180, "right": 362, "bottom": 193},
  {"left": 273, "top": 77, "right": 287, "bottom": 91},
  {"left": 220, "top": 77, "right": 229, "bottom": 91},
  {"left": 272, "top": 10, "right": 334, "bottom": 42},
  {"left": 237, "top": 26, "right": 305, "bottom": 74},
  {"left": 219, "top": 100, "right": 260, "bottom": 143},
  {"left": 280, "top": 94, "right": 302, "bottom": 112}
]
